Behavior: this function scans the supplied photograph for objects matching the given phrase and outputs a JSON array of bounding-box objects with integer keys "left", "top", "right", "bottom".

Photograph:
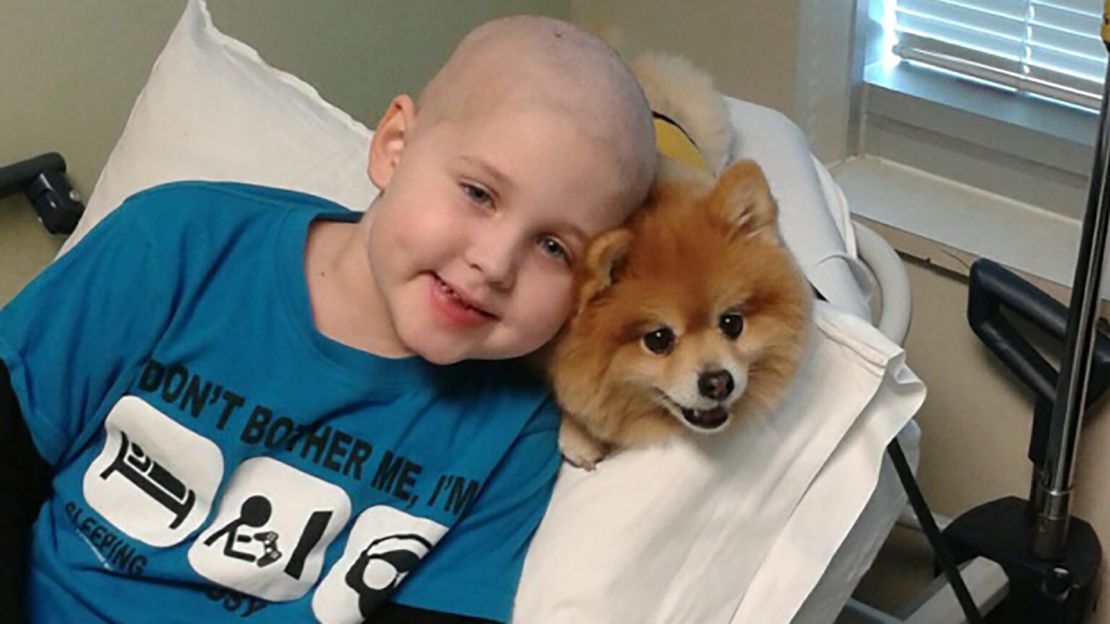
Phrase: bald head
[{"left": 415, "top": 16, "right": 656, "bottom": 213}]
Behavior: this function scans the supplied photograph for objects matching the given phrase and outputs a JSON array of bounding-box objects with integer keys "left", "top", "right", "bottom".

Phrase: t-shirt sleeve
[
  {"left": 389, "top": 399, "right": 561, "bottom": 623},
  {"left": 0, "top": 200, "right": 170, "bottom": 466}
]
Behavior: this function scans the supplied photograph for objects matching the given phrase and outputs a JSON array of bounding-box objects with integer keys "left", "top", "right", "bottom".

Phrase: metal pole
[{"left": 1031, "top": 5, "right": 1110, "bottom": 561}]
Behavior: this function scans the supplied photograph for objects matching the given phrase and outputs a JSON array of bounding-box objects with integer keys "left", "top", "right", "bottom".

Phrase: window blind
[{"left": 893, "top": 0, "right": 1108, "bottom": 109}]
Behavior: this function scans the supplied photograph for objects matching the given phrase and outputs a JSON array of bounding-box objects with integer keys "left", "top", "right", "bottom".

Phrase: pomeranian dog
[
  {"left": 550, "top": 159, "right": 811, "bottom": 469},
  {"left": 547, "top": 50, "right": 810, "bottom": 469}
]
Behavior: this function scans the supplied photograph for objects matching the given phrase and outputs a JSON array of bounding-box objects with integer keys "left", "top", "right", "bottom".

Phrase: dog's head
[{"left": 551, "top": 159, "right": 810, "bottom": 438}]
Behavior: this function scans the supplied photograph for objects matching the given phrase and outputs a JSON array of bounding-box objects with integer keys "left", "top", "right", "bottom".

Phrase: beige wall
[
  {"left": 901, "top": 260, "right": 1035, "bottom": 516},
  {"left": 0, "top": 0, "right": 568, "bottom": 301},
  {"left": 570, "top": 0, "right": 799, "bottom": 116},
  {"left": 569, "top": 0, "right": 856, "bottom": 162}
]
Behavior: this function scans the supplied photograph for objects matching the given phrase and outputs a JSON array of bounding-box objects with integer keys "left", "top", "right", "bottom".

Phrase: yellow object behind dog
[{"left": 653, "top": 112, "right": 711, "bottom": 173}]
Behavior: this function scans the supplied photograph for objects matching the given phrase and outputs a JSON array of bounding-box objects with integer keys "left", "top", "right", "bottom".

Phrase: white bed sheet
[
  {"left": 759, "top": 165, "right": 919, "bottom": 623},
  {"left": 513, "top": 303, "right": 923, "bottom": 624},
  {"left": 790, "top": 425, "right": 919, "bottom": 624},
  {"left": 727, "top": 101, "right": 915, "bottom": 623}
]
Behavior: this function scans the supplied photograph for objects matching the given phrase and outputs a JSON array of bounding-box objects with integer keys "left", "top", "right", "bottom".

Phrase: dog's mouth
[
  {"left": 656, "top": 392, "right": 730, "bottom": 431},
  {"left": 682, "top": 405, "right": 729, "bottom": 429}
]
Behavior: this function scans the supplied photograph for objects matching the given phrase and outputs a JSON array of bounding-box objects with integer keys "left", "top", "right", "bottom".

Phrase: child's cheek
[{"left": 526, "top": 272, "right": 575, "bottom": 338}]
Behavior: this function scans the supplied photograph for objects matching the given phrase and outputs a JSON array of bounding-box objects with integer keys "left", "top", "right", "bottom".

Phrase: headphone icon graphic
[{"left": 344, "top": 533, "right": 434, "bottom": 617}]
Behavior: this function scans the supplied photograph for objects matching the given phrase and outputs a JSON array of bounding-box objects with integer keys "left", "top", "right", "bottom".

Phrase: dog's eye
[
  {"left": 642, "top": 327, "right": 675, "bottom": 355},
  {"left": 719, "top": 313, "right": 744, "bottom": 339}
]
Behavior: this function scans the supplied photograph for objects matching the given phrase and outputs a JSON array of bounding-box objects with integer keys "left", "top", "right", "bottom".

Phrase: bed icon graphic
[{"left": 99, "top": 430, "right": 197, "bottom": 530}]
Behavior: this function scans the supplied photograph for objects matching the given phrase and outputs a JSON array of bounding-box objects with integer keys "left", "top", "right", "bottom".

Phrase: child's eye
[
  {"left": 461, "top": 182, "right": 492, "bottom": 205},
  {"left": 538, "top": 236, "right": 570, "bottom": 264}
]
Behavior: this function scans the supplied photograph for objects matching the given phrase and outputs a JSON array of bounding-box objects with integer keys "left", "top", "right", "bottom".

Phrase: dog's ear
[
  {"left": 709, "top": 160, "right": 778, "bottom": 241},
  {"left": 576, "top": 228, "right": 633, "bottom": 314}
]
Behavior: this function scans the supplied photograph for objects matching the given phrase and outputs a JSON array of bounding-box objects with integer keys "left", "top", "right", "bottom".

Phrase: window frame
[
  {"left": 854, "top": 0, "right": 1099, "bottom": 199},
  {"left": 824, "top": 0, "right": 1105, "bottom": 295}
]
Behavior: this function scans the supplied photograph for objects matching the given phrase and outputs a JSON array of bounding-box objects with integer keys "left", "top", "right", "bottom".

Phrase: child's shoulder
[
  {"left": 116, "top": 180, "right": 352, "bottom": 226},
  {"left": 83, "top": 180, "right": 357, "bottom": 277}
]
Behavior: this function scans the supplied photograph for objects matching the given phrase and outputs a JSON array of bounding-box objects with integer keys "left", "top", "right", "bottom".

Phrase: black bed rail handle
[
  {"left": 968, "top": 258, "right": 1110, "bottom": 464},
  {"left": 0, "top": 152, "right": 84, "bottom": 235},
  {"left": 968, "top": 259, "right": 1067, "bottom": 400}
]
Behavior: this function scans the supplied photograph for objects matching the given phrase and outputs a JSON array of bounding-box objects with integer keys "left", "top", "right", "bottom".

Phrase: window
[
  {"left": 889, "top": 0, "right": 1106, "bottom": 110},
  {"left": 849, "top": 0, "right": 1101, "bottom": 221},
  {"left": 832, "top": 0, "right": 1106, "bottom": 292}
]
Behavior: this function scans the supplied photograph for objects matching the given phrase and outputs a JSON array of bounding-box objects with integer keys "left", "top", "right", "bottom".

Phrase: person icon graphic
[{"left": 203, "top": 494, "right": 276, "bottom": 563}]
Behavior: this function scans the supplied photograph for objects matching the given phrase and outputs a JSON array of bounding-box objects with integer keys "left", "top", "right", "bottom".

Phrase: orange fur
[{"left": 550, "top": 159, "right": 811, "bottom": 462}]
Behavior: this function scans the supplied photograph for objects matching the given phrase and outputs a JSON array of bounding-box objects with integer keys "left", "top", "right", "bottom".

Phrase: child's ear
[
  {"left": 576, "top": 228, "right": 632, "bottom": 314},
  {"left": 368, "top": 95, "right": 416, "bottom": 190},
  {"left": 708, "top": 160, "right": 778, "bottom": 241}
]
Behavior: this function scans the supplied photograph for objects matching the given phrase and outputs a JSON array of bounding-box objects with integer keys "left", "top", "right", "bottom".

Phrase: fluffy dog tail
[
  {"left": 580, "top": 23, "right": 737, "bottom": 173},
  {"left": 629, "top": 52, "right": 737, "bottom": 173}
]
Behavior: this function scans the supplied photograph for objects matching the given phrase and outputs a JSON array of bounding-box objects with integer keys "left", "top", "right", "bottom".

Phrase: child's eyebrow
[
  {"left": 459, "top": 155, "right": 514, "bottom": 193},
  {"left": 560, "top": 225, "right": 586, "bottom": 248}
]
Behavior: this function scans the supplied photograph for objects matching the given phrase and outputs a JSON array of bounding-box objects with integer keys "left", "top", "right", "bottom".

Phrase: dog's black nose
[{"left": 697, "top": 370, "right": 734, "bottom": 400}]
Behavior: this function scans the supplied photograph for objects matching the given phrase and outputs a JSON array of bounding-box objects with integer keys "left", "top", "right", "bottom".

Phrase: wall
[
  {"left": 0, "top": 0, "right": 568, "bottom": 301},
  {"left": 569, "top": 1, "right": 798, "bottom": 117},
  {"left": 569, "top": 0, "right": 856, "bottom": 162}
]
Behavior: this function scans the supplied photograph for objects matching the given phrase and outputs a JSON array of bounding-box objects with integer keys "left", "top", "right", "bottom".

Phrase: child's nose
[{"left": 465, "top": 233, "right": 521, "bottom": 290}]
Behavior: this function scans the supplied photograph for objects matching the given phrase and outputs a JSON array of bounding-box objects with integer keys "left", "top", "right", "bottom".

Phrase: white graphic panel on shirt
[
  {"left": 311, "top": 506, "right": 448, "bottom": 624},
  {"left": 83, "top": 395, "right": 224, "bottom": 547},
  {"left": 188, "top": 457, "right": 352, "bottom": 602}
]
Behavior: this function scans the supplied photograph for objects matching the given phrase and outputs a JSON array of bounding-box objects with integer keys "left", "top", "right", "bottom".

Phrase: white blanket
[{"left": 513, "top": 303, "right": 923, "bottom": 623}]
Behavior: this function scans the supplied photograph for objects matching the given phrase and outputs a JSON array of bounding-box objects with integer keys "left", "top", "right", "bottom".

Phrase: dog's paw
[
  {"left": 560, "top": 437, "right": 608, "bottom": 470},
  {"left": 558, "top": 418, "right": 609, "bottom": 470}
]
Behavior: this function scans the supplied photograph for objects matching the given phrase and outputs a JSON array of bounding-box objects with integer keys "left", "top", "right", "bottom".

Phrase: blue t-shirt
[{"left": 0, "top": 181, "right": 560, "bottom": 623}]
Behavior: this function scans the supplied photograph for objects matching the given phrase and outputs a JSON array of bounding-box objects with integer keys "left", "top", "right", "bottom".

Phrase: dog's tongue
[{"left": 683, "top": 406, "right": 728, "bottom": 430}]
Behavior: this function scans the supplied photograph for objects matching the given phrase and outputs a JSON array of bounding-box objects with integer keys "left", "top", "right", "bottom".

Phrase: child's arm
[
  {"left": 0, "top": 190, "right": 176, "bottom": 619},
  {"left": 0, "top": 361, "right": 51, "bottom": 623}
]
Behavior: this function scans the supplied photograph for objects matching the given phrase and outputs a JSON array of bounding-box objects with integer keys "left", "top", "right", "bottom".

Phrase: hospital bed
[{"left": 15, "top": 1, "right": 950, "bottom": 621}]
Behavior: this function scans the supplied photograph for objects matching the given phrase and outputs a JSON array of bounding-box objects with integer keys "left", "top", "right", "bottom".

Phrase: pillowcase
[
  {"left": 61, "top": 0, "right": 376, "bottom": 255},
  {"left": 726, "top": 99, "right": 870, "bottom": 321},
  {"left": 66, "top": 1, "right": 919, "bottom": 622}
]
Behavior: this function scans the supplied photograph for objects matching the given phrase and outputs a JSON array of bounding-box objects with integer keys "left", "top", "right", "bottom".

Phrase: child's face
[{"left": 365, "top": 97, "right": 636, "bottom": 365}]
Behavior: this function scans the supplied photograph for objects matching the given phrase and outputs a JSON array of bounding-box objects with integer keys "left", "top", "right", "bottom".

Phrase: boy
[{"left": 0, "top": 15, "right": 655, "bottom": 624}]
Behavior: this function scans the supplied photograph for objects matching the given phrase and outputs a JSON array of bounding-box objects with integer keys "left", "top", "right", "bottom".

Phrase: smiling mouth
[
  {"left": 656, "top": 391, "right": 729, "bottom": 430},
  {"left": 433, "top": 274, "right": 496, "bottom": 319}
]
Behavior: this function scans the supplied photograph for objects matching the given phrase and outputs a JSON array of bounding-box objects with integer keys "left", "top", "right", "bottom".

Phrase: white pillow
[
  {"left": 725, "top": 99, "right": 871, "bottom": 321},
  {"left": 68, "top": 1, "right": 921, "bottom": 622},
  {"left": 61, "top": 0, "right": 377, "bottom": 255}
]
